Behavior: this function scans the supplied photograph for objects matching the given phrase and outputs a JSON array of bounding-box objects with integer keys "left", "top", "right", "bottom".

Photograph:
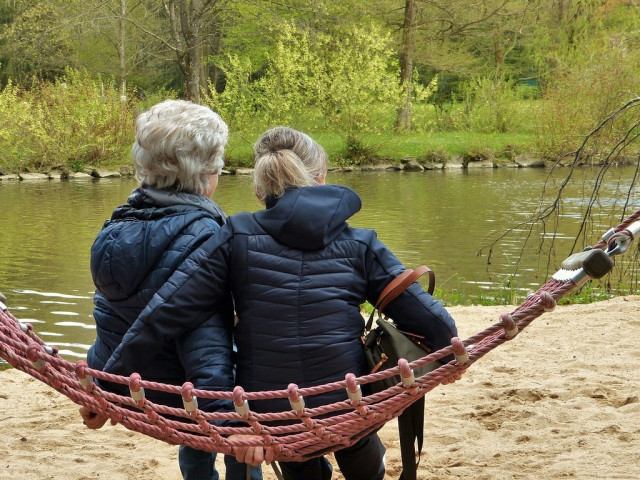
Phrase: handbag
[
  {"left": 363, "top": 265, "right": 438, "bottom": 393},
  {"left": 362, "top": 265, "right": 438, "bottom": 480}
]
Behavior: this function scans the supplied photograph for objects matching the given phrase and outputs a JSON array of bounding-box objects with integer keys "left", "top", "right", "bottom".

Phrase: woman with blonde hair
[{"left": 105, "top": 126, "right": 458, "bottom": 480}]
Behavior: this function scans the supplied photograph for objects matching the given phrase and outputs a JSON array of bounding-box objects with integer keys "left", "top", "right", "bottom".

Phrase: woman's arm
[
  {"left": 364, "top": 232, "right": 458, "bottom": 353},
  {"left": 104, "top": 228, "right": 233, "bottom": 376},
  {"left": 176, "top": 294, "right": 236, "bottom": 414}
]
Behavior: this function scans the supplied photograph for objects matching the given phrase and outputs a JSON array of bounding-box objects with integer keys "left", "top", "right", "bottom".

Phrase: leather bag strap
[
  {"left": 377, "top": 265, "right": 434, "bottom": 314},
  {"left": 365, "top": 265, "right": 435, "bottom": 331}
]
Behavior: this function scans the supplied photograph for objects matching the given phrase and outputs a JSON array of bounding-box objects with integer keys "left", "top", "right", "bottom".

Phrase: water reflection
[
  {"left": 1, "top": 166, "right": 638, "bottom": 360},
  {"left": 6, "top": 287, "right": 96, "bottom": 359}
]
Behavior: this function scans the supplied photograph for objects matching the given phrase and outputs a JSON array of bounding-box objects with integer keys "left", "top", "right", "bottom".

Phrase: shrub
[
  {"left": 0, "top": 69, "right": 139, "bottom": 173},
  {"left": 0, "top": 80, "right": 48, "bottom": 171},
  {"left": 535, "top": 35, "right": 640, "bottom": 160},
  {"left": 457, "top": 76, "right": 533, "bottom": 134}
]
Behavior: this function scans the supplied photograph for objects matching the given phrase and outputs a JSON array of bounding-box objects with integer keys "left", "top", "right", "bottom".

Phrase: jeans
[
  {"left": 279, "top": 433, "right": 385, "bottom": 480},
  {"left": 179, "top": 445, "right": 263, "bottom": 480}
]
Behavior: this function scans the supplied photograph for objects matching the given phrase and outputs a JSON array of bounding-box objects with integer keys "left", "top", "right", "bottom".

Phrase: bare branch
[{"left": 480, "top": 96, "right": 640, "bottom": 288}]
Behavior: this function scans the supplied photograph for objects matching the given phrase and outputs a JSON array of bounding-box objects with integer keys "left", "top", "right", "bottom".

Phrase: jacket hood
[
  {"left": 253, "top": 185, "right": 361, "bottom": 250},
  {"left": 91, "top": 202, "right": 223, "bottom": 301}
]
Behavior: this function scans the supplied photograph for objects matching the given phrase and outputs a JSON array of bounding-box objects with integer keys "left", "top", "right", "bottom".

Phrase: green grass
[
  {"left": 364, "top": 131, "right": 537, "bottom": 161},
  {"left": 221, "top": 99, "right": 541, "bottom": 167},
  {"left": 557, "top": 284, "right": 616, "bottom": 305},
  {"left": 225, "top": 130, "right": 539, "bottom": 167}
]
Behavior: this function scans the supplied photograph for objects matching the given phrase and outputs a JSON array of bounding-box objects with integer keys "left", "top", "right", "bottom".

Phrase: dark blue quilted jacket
[
  {"left": 88, "top": 189, "right": 235, "bottom": 412},
  {"left": 106, "top": 185, "right": 457, "bottom": 414}
]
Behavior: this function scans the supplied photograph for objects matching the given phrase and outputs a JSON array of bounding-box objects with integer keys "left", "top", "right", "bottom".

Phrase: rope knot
[
  {"left": 501, "top": 313, "right": 519, "bottom": 339},
  {"left": 288, "top": 383, "right": 305, "bottom": 413},
  {"left": 74, "top": 361, "right": 94, "bottom": 389},
  {"left": 233, "top": 386, "right": 249, "bottom": 419},
  {"left": 398, "top": 359, "right": 415, "bottom": 388},
  {"left": 345, "top": 373, "right": 362, "bottom": 404},
  {"left": 540, "top": 291, "right": 556, "bottom": 312},
  {"left": 25, "top": 343, "right": 40, "bottom": 362},
  {"left": 181, "top": 382, "right": 195, "bottom": 401},
  {"left": 451, "top": 337, "right": 469, "bottom": 364},
  {"left": 44, "top": 345, "right": 58, "bottom": 356},
  {"left": 129, "top": 373, "right": 145, "bottom": 403},
  {"left": 26, "top": 344, "right": 46, "bottom": 371},
  {"left": 181, "top": 382, "right": 198, "bottom": 413},
  {"left": 312, "top": 426, "right": 329, "bottom": 439}
]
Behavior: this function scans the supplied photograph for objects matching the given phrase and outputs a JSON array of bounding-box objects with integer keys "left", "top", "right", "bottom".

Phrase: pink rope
[
  {"left": 1, "top": 211, "right": 636, "bottom": 462},
  {"left": 0, "top": 277, "right": 576, "bottom": 461}
]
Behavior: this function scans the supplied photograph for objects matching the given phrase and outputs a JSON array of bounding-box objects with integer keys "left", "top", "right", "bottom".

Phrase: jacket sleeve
[
  {"left": 104, "top": 227, "right": 234, "bottom": 377},
  {"left": 176, "top": 293, "right": 236, "bottom": 416},
  {"left": 364, "top": 231, "right": 458, "bottom": 355}
]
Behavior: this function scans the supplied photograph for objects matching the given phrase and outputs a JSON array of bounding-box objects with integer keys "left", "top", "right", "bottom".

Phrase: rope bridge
[{"left": 1, "top": 210, "right": 639, "bottom": 463}]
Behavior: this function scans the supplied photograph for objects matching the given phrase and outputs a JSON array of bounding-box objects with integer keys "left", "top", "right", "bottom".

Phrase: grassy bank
[
  {"left": 0, "top": 70, "right": 547, "bottom": 174},
  {"left": 224, "top": 130, "right": 539, "bottom": 168},
  {"left": 4, "top": 70, "right": 639, "bottom": 175}
]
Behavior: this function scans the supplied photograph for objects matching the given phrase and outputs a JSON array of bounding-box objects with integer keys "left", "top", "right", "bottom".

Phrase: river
[{"left": 1, "top": 165, "right": 638, "bottom": 360}]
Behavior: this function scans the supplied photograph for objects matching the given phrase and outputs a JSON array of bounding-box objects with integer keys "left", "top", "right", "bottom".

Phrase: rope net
[{"left": 1, "top": 210, "right": 638, "bottom": 463}]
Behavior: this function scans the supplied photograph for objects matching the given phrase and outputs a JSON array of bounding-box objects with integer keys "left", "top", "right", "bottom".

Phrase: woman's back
[
  {"left": 88, "top": 193, "right": 225, "bottom": 402},
  {"left": 225, "top": 185, "right": 456, "bottom": 414},
  {"left": 227, "top": 186, "right": 370, "bottom": 409}
]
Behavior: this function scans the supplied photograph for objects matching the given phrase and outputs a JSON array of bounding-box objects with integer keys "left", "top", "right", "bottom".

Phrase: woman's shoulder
[
  {"left": 340, "top": 224, "right": 379, "bottom": 243},
  {"left": 226, "top": 211, "right": 260, "bottom": 231}
]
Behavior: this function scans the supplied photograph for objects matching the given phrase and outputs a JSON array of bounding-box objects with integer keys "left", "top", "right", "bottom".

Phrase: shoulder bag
[
  {"left": 362, "top": 265, "right": 439, "bottom": 480},
  {"left": 363, "top": 265, "right": 437, "bottom": 393}
]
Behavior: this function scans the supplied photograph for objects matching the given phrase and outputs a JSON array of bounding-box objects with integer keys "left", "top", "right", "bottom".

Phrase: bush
[
  {"left": 535, "top": 35, "right": 640, "bottom": 160},
  {"left": 457, "top": 76, "right": 534, "bottom": 134},
  {"left": 0, "top": 69, "right": 139, "bottom": 173},
  {"left": 204, "top": 22, "right": 401, "bottom": 138},
  {"left": 0, "top": 80, "right": 47, "bottom": 171}
]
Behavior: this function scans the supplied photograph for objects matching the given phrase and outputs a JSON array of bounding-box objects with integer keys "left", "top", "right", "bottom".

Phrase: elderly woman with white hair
[{"left": 80, "top": 99, "right": 262, "bottom": 480}]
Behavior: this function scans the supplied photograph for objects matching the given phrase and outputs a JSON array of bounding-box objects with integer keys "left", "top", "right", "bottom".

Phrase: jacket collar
[{"left": 127, "top": 185, "right": 226, "bottom": 223}]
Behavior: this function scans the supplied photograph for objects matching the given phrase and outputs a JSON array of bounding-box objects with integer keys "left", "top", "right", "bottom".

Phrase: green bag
[
  {"left": 361, "top": 266, "right": 438, "bottom": 480},
  {"left": 362, "top": 265, "right": 437, "bottom": 393},
  {"left": 363, "top": 316, "right": 438, "bottom": 393}
]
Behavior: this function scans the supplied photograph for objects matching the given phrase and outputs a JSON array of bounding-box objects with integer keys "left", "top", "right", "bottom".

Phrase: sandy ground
[{"left": 1, "top": 295, "right": 639, "bottom": 479}]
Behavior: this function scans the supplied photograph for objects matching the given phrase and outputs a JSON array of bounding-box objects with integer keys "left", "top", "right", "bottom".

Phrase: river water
[{"left": 1, "top": 165, "right": 638, "bottom": 360}]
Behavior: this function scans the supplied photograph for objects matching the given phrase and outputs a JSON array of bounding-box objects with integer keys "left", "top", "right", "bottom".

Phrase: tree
[
  {"left": 532, "top": 0, "right": 640, "bottom": 156},
  {"left": 206, "top": 21, "right": 401, "bottom": 135},
  {"left": 73, "top": 0, "right": 139, "bottom": 95},
  {"left": 0, "top": 1, "right": 19, "bottom": 85},
  {"left": 395, "top": 0, "right": 417, "bottom": 131},
  {"left": 383, "top": 0, "right": 539, "bottom": 131},
  {"left": 159, "top": 0, "right": 228, "bottom": 101},
  {"left": 0, "top": 0, "right": 77, "bottom": 83},
  {"left": 531, "top": 0, "right": 601, "bottom": 84},
  {"left": 71, "top": 0, "right": 229, "bottom": 99}
]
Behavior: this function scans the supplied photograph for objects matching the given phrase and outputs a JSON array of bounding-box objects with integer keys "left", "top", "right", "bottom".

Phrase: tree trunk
[
  {"left": 178, "top": 0, "right": 201, "bottom": 101},
  {"left": 200, "top": 42, "right": 208, "bottom": 96},
  {"left": 493, "top": 31, "right": 505, "bottom": 73},
  {"left": 395, "top": 0, "right": 416, "bottom": 132},
  {"left": 118, "top": 0, "right": 127, "bottom": 99},
  {"left": 208, "top": 26, "right": 224, "bottom": 93},
  {"left": 185, "top": 33, "right": 201, "bottom": 102}
]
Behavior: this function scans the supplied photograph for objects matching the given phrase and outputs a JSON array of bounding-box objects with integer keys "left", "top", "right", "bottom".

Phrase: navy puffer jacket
[
  {"left": 105, "top": 185, "right": 457, "bottom": 413},
  {"left": 88, "top": 188, "right": 235, "bottom": 412}
]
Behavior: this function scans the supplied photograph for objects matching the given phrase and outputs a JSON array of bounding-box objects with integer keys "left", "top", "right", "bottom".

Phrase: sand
[{"left": 1, "top": 295, "right": 639, "bottom": 479}]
